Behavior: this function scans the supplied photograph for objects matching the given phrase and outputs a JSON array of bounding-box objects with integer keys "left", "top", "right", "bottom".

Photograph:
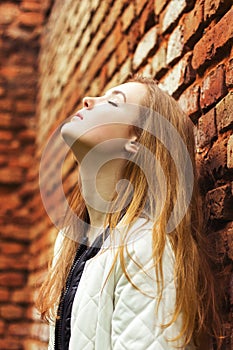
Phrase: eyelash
[{"left": 108, "top": 100, "right": 118, "bottom": 107}]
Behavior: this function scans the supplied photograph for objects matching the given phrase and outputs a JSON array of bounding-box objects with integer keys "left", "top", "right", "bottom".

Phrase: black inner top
[{"left": 54, "top": 227, "right": 110, "bottom": 350}]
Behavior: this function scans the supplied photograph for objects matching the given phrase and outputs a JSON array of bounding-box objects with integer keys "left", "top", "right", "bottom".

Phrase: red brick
[
  {"left": 9, "top": 322, "right": 31, "bottom": 336},
  {"left": 21, "top": 0, "right": 42, "bottom": 12},
  {"left": 6, "top": 26, "right": 34, "bottom": 43},
  {"left": 211, "top": 229, "right": 229, "bottom": 266},
  {"left": 30, "top": 231, "right": 52, "bottom": 256},
  {"left": 0, "top": 66, "right": 20, "bottom": 78},
  {"left": 0, "top": 3, "right": 20, "bottom": 25},
  {"left": 18, "top": 12, "right": 44, "bottom": 27},
  {"left": 15, "top": 207, "right": 31, "bottom": 219},
  {"left": 161, "top": 0, "right": 194, "bottom": 33},
  {"left": 217, "top": 226, "right": 233, "bottom": 267},
  {"left": 178, "top": 84, "right": 200, "bottom": 120},
  {"left": 26, "top": 305, "right": 35, "bottom": 320},
  {"left": 12, "top": 287, "right": 32, "bottom": 304},
  {"left": 0, "top": 304, "right": 24, "bottom": 320},
  {"left": 18, "top": 182, "right": 37, "bottom": 200},
  {"left": 227, "top": 135, "right": 233, "bottom": 169},
  {"left": 1, "top": 242, "right": 25, "bottom": 255},
  {"left": 135, "top": 0, "right": 147, "bottom": 15},
  {"left": 0, "top": 86, "right": 6, "bottom": 96},
  {"left": 121, "top": 2, "right": 135, "bottom": 32},
  {"left": 14, "top": 86, "right": 36, "bottom": 99},
  {"left": 166, "top": 25, "right": 184, "bottom": 65},
  {"left": 154, "top": 0, "right": 169, "bottom": 15},
  {"left": 204, "top": 0, "right": 232, "bottom": 21},
  {"left": 0, "top": 338, "right": 21, "bottom": 350},
  {"left": 205, "top": 137, "right": 228, "bottom": 174},
  {"left": 0, "top": 319, "right": 5, "bottom": 335},
  {"left": 0, "top": 288, "right": 9, "bottom": 302},
  {"left": 192, "top": 8, "right": 233, "bottom": 70},
  {"left": 8, "top": 52, "right": 36, "bottom": 66},
  {"left": 0, "top": 98, "right": 13, "bottom": 111},
  {"left": 81, "top": 22, "right": 122, "bottom": 80},
  {"left": 0, "top": 272, "right": 25, "bottom": 287},
  {"left": 226, "top": 56, "right": 233, "bottom": 87},
  {"left": 225, "top": 222, "right": 233, "bottom": 260},
  {"left": 181, "top": 0, "right": 204, "bottom": 46},
  {"left": 0, "top": 255, "right": 29, "bottom": 270},
  {"left": 0, "top": 141, "right": 20, "bottom": 154},
  {"left": 196, "top": 108, "right": 216, "bottom": 148},
  {"left": 230, "top": 277, "right": 233, "bottom": 310},
  {"left": 116, "top": 39, "right": 128, "bottom": 66},
  {"left": 8, "top": 154, "right": 35, "bottom": 169},
  {"left": 151, "top": 41, "right": 167, "bottom": 78},
  {"left": 0, "top": 225, "right": 31, "bottom": 242},
  {"left": 0, "top": 155, "right": 7, "bottom": 166},
  {"left": 11, "top": 210, "right": 34, "bottom": 226},
  {"left": 138, "top": 0, "right": 155, "bottom": 35},
  {"left": 6, "top": 25, "right": 33, "bottom": 42},
  {"left": 16, "top": 100, "right": 35, "bottom": 114},
  {"left": 0, "top": 113, "right": 13, "bottom": 128},
  {"left": 90, "top": 2, "right": 109, "bottom": 33},
  {"left": 128, "top": 20, "right": 141, "bottom": 52},
  {"left": 216, "top": 92, "right": 233, "bottom": 133},
  {"left": 18, "top": 129, "right": 36, "bottom": 142},
  {"left": 200, "top": 64, "right": 227, "bottom": 110},
  {"left": 25, "top": 165, "right": 38, "bottom": 182},
  {"left": 0, "top": 167, "right": 24, "bottom": 184},
  {"left": 0, "top": 130, "right": 14, "bottom": 141},
  {"left": 159, "top": 52, "right": 195, "bottom": 97},
  {"left": 104, "top": 0, "right": 125, "bottom": 35},
  {"left": 107, "top": 54, "right": 117, "bottom": 78},
  {"left": 206, "top": 184, "right": 233, "bottom": 220},
  {"left": 133, "top": 26, "right": 158, "bottom": 69}
]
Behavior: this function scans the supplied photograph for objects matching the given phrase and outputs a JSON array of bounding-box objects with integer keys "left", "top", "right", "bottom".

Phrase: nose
[{"left": 83, "top": 96, "right": 94, "bottom": 109}]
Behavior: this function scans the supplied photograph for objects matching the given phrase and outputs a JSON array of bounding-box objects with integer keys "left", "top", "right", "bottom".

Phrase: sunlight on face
[{"left": 61, "top": 82, "right": 147, "bottom": 160}]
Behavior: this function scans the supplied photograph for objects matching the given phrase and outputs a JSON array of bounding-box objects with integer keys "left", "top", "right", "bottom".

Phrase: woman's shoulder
[
  {"left": 121, "top": 217, "right": 174, "bottom": 259},
  {"left": 110, "top": 217, "right": 176, "bottom": 291},
  {"left": 102, "top": 217, "right": 175, "bottom": 268}
]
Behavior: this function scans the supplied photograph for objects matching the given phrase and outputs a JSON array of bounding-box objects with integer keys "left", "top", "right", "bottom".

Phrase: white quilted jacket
[{"left": 49, "top": 218, "right": 195, "bottom": 349}]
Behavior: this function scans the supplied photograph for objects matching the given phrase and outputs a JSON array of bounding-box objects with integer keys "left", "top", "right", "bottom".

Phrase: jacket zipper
[
  {"left": 54, "top": 237, "right": 88, "bottom": 350},
  {"left": 54, "top": 212, "right": 125, "bottom": 349}
]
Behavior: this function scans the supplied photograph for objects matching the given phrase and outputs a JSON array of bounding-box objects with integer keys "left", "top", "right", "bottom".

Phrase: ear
[{"left": 124, "top": 136, "right": 139, "bottom": 154}]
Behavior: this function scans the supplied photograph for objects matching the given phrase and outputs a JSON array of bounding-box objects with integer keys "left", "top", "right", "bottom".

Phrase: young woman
[{"left": 37, "top": 76, "right": 222, "bottom": 349}]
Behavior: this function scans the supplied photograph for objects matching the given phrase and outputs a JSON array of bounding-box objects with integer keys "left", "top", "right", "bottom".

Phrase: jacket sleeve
[{"left": 111, "top": 232, "right": 186, "bottom": 350}]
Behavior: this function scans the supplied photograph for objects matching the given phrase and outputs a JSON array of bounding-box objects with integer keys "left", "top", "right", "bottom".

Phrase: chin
[{"left": 60, "top": 123, "right": 77, "bottom": 148}]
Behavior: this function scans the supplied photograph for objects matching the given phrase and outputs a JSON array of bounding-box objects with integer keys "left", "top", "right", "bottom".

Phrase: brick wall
[
  {"left": 0, "top": 1, "right": 53, "bottom": 349},
  {"left": 1, "top": 0, "right": 232, "bottom": 349}
]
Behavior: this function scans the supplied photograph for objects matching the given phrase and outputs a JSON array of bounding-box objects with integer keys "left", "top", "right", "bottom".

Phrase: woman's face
[{"left": 61, "top": 82, "right": 147, "bottom": 160}]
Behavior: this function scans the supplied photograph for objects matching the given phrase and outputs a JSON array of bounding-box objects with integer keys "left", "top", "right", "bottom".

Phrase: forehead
[{"left": 106, "top": 82, "right": 147, "bottom": 104}]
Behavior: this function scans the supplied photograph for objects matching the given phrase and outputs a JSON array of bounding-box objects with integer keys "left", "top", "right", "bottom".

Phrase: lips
[{"left": 71, "top": 112, "right": 83, "bottom": 121}]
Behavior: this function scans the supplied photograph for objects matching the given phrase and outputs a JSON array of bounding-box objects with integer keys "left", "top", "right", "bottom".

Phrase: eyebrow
[{"left": 107, "top": 89, "right": 127, "bottom": 102}]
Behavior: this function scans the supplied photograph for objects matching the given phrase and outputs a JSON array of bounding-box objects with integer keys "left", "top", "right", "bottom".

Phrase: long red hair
[{"left": 37, "top": 76, "right": 223, "bottom": 348}]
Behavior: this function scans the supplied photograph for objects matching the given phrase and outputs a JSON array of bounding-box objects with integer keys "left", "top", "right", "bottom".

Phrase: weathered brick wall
[
  {"left": 35, "top": 0, "right": 233, "bottom": 348},
  {"left": 1, "top": 0, "right": 232, "bottom": 349},
  {"left": 0, "top": 1, "right": 53, "bottom": 349}
]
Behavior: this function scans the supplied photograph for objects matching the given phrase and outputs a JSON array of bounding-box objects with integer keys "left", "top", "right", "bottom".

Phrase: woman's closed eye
[{"left": 108, "top": 100, "right": 118, "bottom": 107}]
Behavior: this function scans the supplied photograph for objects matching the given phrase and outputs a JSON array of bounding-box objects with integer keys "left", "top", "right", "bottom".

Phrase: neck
[{"left": 79, "top": 158, "right": 126, "bottom": 231}]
